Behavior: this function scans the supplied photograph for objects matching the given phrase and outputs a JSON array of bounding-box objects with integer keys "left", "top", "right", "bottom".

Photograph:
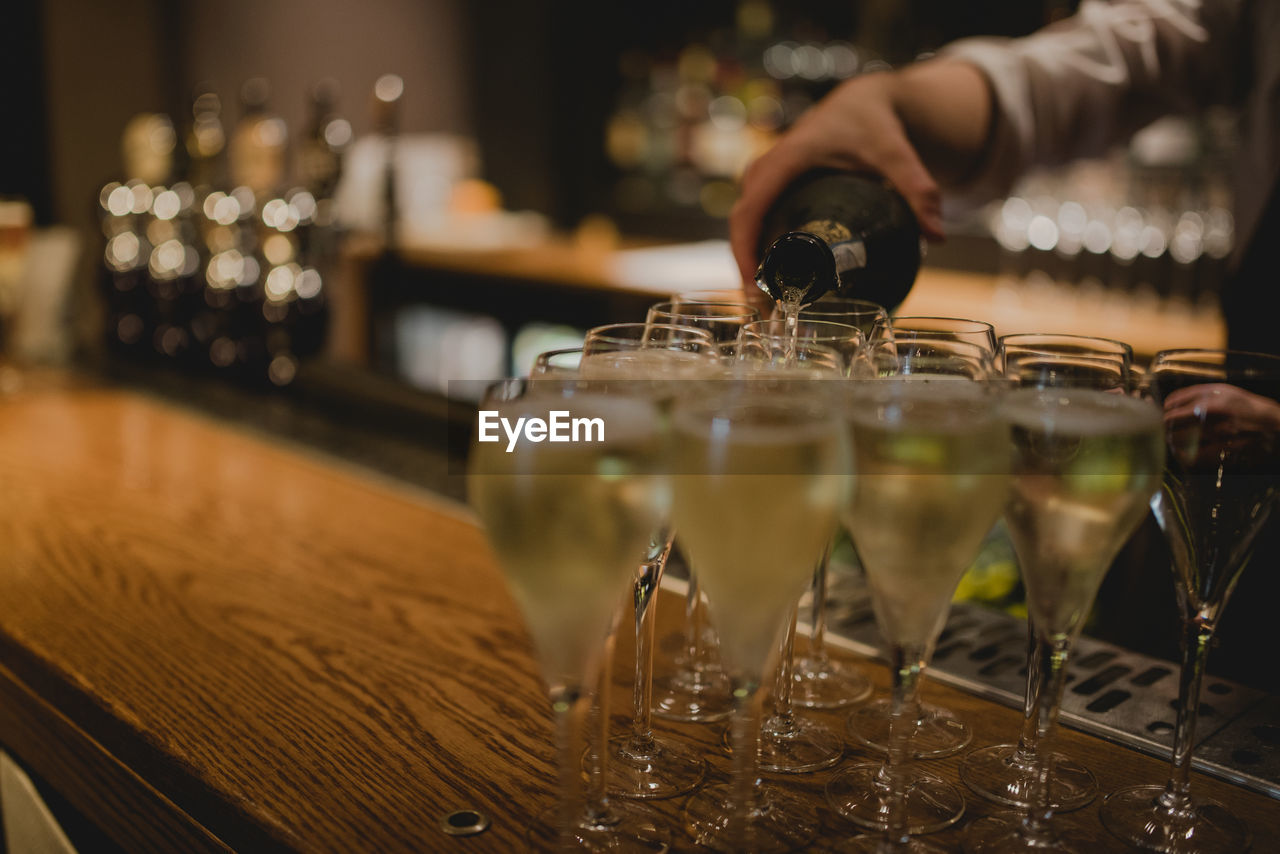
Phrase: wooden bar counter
[{"left": 0, "top": 375, "right": 1275, "bottom": 852}]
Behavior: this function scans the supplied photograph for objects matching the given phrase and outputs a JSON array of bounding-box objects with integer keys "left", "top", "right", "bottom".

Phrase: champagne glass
[
  {"left": 740, "top": 317, "right": 866, "bottom": 376},
  {"left": 531, "top": 347, "right": 583, "bottom": 377},
  {"left": 1101, "top": 349, "right": 1280, "bottom": 853},
  {"left": 674, "top": 373, "right": 848, "bottom": 852},
  {"left": 964, "top": 384, "right": 1164, "bottom": 853},
  {"left": 864, "top": 319, "right": 996, "bottom": 754},
  {"left": 647, "top": 300, "right": 759, "bottom": 344},
  {"left": 467, "top": 377, "right": 670, "bottom": 850},
  {"left": 826, "top": 342, "right": 1009, "bottom": 849},
  {"left": 766, "top": 298, "right": 886, "bottom": 708},
  {"left": 671, "top": 288, "right": 752, "bottom": 305},
  {"left": 960, "top": 334, "right": 1133, "bottom": 812},
  {"left": 728, "top": 337, "right": 852, "bottom": 775},
  {"left": 770, "top": 295, "right": 889, "bottom": 339},
  {"left": 637, "top": 305, "right": 760, "bottom": 727},
  {"left": 582, "top": 323, "right": 717, "bottom": 377},
  {"left": 872, "top": 315, "right": 998, "bottom": 354},
  {"left": 841, "top": 337, "right": 996, "bottom": 761},
  {"left": 572, "top": 331, "right": 721, "bottom": 801}
]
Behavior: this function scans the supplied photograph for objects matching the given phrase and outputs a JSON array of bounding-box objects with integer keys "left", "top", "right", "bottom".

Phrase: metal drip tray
[{"left": 820, "top": 591, "right": 1280, "bottom": 799}]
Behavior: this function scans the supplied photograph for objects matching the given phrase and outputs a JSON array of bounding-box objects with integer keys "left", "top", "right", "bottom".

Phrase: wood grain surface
[{"left": 0, "top": 377, "right": 1274, "bottom": 852}]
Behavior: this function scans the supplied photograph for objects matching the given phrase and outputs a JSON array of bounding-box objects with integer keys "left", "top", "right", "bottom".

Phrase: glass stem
[
  {"left": 1011, "top": 617, "right": 1044, "bottom": 770},
  {"left": 1020, "top": 632, "right": 1073, "bottom": 840},
  {"left": 881, "top": 643, "right": 925, "bottom": 848},
  {"left": 1160, "top": 613, "right": 1215, "bottom": 814},
  {"left": 684, "top": 570, "right": 705, "bottom": 669},
  {"left": 807, "top": 542, "right": 834, "bottom": 664},
  {"left": 549, "top": 684, "right": 588, "bottom": 851},
  {"left": 768, "top": 606, "right": 799, "bottom": 732},
  {"left": 628, "top": 544, "right": 671, "bottom": 750},
  {"left": 727, "top": 678, "right": 762, "bottom": 851},
  {"left": 584, "top": 629, "right": 618, "bottom": 827}
]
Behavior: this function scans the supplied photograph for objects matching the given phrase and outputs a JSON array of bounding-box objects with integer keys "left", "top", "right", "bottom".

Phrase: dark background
[{"left": 3, "top": 0, "right": 1070, "bottom": 231}]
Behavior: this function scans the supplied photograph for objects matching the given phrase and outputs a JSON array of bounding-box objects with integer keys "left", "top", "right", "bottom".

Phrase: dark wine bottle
[{"left": 755, "top": 169, "right": 923, "bottom": 311}]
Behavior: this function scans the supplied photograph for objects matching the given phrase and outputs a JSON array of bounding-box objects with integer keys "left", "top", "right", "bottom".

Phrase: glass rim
[
  {"left": 998, "top": 332, "right": 1134, "bottom": 356},
  {"left": 648, "top": 300, "right": 760, "bottom": 318},
  {"left": 742, "top": 317, "right": 865, "bottom": 336},
  {"left": 881, "top": 315, "right": 997, "bottom": 332},
  {"left": 1153, "top": 347, "right": 1280, "bottom": 363},
  {"left": 584, "top": 321, "right": 716, "bottom": 343}
]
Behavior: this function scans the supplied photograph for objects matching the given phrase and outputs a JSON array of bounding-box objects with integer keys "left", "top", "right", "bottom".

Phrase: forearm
[{"left": 886, "top": 59, "right": 994, "bottom": 189}]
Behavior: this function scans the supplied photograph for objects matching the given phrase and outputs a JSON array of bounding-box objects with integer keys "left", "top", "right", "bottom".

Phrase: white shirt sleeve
[{"left": 940, "top": 0, "right": 1242, "bottom": 204}]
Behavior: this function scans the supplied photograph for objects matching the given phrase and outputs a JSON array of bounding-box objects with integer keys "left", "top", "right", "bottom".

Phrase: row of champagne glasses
[{"left": 469, "top": 301, "right": 1279, "bottom": 853}]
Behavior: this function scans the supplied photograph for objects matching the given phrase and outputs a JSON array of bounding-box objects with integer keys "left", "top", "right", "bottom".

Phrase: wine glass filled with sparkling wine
[
  {"left": 731, "top": 328, "right": 866, "bottom": 773},
  {"left": 769, "top": 295, "right": 888, "bottom": 338},
  {"left": 964, "top": 385, "right": 1163, "bottom": 854},
  {"left": 673, "top": 372, "right": 848, "bottom": 853},
  {"left": 847, "top": 325, "right": 1000, "bottom": 759},
  {"left": 577, "top": 325, "right": 723, "bottom": 803},
  {"left": 467, "top": 378, "right": 670, "bottom": 851},
  {"left": 635, "top": 301, "right": 762, "bottom": 729},
  {"left": 960, "top": 333, "right": 1134, "bottom": 814},
  {"left": 768, "top": 297, "right": 888, "bottom": 710},
  {"left": 839, "top": 337, "right": 997, "bottom": 762},
  {"left": 826, "top": 342, "right": 1010, "bottom": 852},
  {"left": 1101, "top": 349, "right": 1280, "bottom": 854}
]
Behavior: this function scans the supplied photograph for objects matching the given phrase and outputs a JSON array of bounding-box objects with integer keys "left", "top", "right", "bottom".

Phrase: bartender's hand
[
  {"left": 1163, "top": 383, "right": 1280, "bottom": 468},
  {"left": 729, "top": 59, "right": 993, "bottom": 309}
]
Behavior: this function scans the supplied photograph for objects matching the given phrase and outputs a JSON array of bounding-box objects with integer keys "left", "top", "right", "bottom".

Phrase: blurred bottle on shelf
[
  {"left": 298, "top": 78, "right": 350, "bottom": 204},
  {"left": 184, "top": 86, "right": 228, "bottom": 197},
  {"left": 370, "top": 73, "right": 405, "bottom": 246},
  {"left": 602, "top": 0, "right": 872, "bottom": 235},
  {"left": 98, "top": 77, "right": 335, "bottom": 388},
  {"left": 228, "top": 77, "right": 288, "bottom": 202}
]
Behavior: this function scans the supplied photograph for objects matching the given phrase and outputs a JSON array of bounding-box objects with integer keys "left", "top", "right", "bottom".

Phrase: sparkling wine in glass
[
  {"left": 826, "top": 344, "right": 1010, "bottom": 850},
  {"left": 964, "top": 386, "right": 1163, "bottom": 854},
  {"left": 732, "top": 337, "right": 856, "bottom": 774},
  {"left": 1101, "top": 349, "right": 1280, "bottom": 854},
  {"left": 960, "top": 334, "right": 1134, "bottom": 813},
  {"left": 467, "top": 378, "right": 670, "bottom": 851},
  {"left": 673, "top": 374, "right": 848, "bottom": 852},
  {"left": 575, "top": 329, "right": 722, "bottom": 800},
  {"left": 630, "top": 303, "right": 761, "bottom": 728},
  {"left": 841, "top": 338, "right": 997, "bottom": 761}
]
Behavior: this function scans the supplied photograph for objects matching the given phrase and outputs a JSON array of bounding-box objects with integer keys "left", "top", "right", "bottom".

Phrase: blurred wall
[
  {"left": 178, "top": 0, "right": 472, "bottom": 153},
  {"left": 43, "top": 0, "right": 168, "bottom": 228}
]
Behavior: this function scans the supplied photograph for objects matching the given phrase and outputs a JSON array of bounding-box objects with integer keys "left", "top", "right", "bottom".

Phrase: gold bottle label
[{"left": 798, "top": 219, "right": 866, "bottom": 275}]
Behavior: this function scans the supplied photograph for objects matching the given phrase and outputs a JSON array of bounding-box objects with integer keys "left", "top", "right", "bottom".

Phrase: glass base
[
  {"left": 608, "top": 734, "right": 707, "bottom": 800},
  {"left": 651, "top": 660, "right": 734, "bottom": 723},
  {"left": 846, "top": 698, "right": 972, "bottom": 759},
  {"left": 755, "top": 714, "right": 844, "bottom": 774},
  {"left": 1100, "top": 784, "right": 1252, "bottom": 854},
  {"left": 530, "top": 802, "right": 671, "bottom": 852},
  {"left": 684, "top": 781, "right": 819, "bottom": 853},
  {"left": 791, "top": 652, "right": 874, "bottom": 710},
  {"left": 825, "top": 761, "right": 965, "bottom": 835},
  {"left": 963, "top": 813, "right": 1089, "bottom": 853},
  {"left": 959, "top": 743, "right": 1096, "bottom": 811}
]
